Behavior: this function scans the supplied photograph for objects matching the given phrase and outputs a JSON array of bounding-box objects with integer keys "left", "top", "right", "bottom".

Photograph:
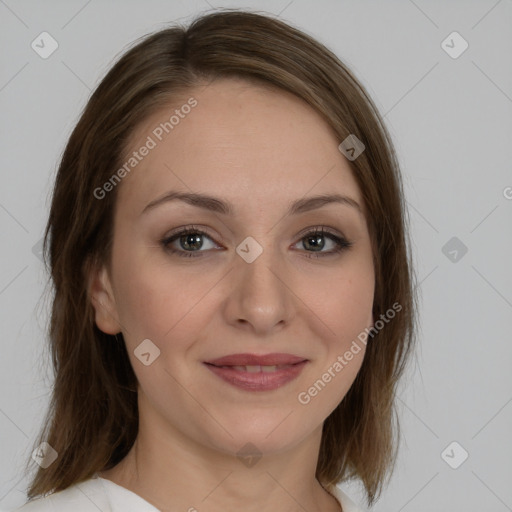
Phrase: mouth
[
  {"left": 203, "top": 353, "right": 309, "bottom": 391},
  {"left": 206, "top": 363, "right": 300, "bottom": 373}
]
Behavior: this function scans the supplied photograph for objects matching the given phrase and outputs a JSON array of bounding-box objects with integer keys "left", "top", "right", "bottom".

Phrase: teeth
[{"left": 225, "top": 365, "right": 280, "bottom": 372}]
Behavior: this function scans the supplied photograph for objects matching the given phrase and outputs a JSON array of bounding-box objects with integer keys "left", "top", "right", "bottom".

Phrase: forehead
[{"left": 117, "top": 78, "right": 364, "bottom": 217}]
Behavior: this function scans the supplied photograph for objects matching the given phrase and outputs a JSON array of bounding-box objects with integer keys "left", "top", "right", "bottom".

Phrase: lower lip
[{"left": 204, "top": 361, "right": 308, "bottom": 391}]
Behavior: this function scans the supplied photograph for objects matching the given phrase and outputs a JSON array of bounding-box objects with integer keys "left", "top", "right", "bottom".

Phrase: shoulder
[
  {"left": 332, "top": 485, "right": 367, "bottom": 512},
  {"left": 11, "top": 478, "right": 110, "bottom": 512}
]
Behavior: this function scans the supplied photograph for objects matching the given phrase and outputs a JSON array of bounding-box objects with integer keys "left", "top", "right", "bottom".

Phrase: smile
[
  {"left": 204, "top": 360, "right": 308, "bottom": 391},
  {"left": 216, "top": 364, "right": 294, "bottom": 372}
]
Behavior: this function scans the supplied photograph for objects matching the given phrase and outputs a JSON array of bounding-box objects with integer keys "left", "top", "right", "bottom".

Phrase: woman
[{"left": 16, "top": 9, "right": 417, "bottom": 512}]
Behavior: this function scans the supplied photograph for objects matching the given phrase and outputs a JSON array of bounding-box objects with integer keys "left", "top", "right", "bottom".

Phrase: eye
[
  {"left": 160, "top": 225, "right": 220, "bottom": 258},
  {"left": 292, "top": 226, "right": 353, "bottom": 259},
  {"left": 160, "top": 225, "right": 353, "bottom": 259}
]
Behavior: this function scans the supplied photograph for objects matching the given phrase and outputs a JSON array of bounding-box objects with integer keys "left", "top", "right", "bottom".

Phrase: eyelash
[{"left": 160, "top": 224, "right": 353, "bottom": 259}]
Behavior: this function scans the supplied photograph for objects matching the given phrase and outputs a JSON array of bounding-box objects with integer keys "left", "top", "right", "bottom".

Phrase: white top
[{"left": 10, "top": 474, "right": 365, "bottom": 512}]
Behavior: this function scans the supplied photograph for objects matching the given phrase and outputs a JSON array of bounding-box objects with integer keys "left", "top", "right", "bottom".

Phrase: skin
[{"left": 89, "top": 77, "right": 375, "bottom": 512}]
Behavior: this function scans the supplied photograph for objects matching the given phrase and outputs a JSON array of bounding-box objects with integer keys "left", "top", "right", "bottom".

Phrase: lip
[
  {"left": 205, "top": 353, "right": 307, "bottom": 366},
  {"left": 203, "top": 353, "right": 309, "bottom": 392}
]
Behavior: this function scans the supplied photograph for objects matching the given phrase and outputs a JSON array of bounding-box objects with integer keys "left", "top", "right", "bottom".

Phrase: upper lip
[{"left": 205, "top": 353, "right": 307, "bottom": 366}]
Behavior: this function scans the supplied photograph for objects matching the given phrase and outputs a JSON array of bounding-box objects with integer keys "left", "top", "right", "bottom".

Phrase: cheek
[
  {"left": 296, "top": 275, "right": 372, "bottom": 416},
  {"left": 110, "top": 241, "right": 220, "bottom": 363},
  {"left": 310, "top": 257, "right": 374, "bottom": 392},
  {"left": 109, "top": 238, "right": 183, "bottom": 343},
  {"left": 332, "top": 277, "right": 374, "bottom": 342},
  {"left": 113, "top": 267, "right": 197, "bottom": 345},
  {"left": 321, "top": 256, "right": 375, "bottom": 341}
]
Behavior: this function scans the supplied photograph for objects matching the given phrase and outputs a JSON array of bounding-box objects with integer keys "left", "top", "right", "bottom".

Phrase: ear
[{"left": 88, "top": 263, "right": 121, "bottom": 335}]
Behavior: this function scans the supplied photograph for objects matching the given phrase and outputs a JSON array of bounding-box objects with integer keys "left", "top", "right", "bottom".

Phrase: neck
[{"left": 99, "top": 402, "right": 340, "bottom": 512}]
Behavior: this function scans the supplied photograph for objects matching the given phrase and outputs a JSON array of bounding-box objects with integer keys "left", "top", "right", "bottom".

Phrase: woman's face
[{"left": 91, "top": 78, "right": 375, "bottom": 457}]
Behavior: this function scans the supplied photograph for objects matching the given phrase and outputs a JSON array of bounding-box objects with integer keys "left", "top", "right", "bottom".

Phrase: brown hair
[{"left": 26, "top": 9, "right": 417, "bottom": 507}]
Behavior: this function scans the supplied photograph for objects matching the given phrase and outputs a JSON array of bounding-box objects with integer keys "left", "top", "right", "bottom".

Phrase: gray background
[{"left": 1, "top": 0, "right": 511, "bottom": 510}]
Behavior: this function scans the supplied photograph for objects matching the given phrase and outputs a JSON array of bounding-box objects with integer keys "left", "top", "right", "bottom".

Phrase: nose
[{"left": 222, "top": 244, "right": 294, "bottom": 336}]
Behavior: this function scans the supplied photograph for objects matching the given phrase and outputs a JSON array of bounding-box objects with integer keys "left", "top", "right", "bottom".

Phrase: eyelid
[
  {"left": 163, "top": 224, "right": 218, "bottom": 242},
  {"left": 293, "top": 224, "right": 347, "bottom": 242},
  {"left": 162, "top": 224, "right": 347, "bottom": 244},
  {"left": 160, "top": 224, "right": 353, "bottom": 259},
  {"left": 159, "top": 225, "right": 223, "bottom": 259}
]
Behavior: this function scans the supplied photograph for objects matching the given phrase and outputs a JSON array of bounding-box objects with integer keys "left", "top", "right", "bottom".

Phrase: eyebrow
[{"left": 141, "top": 191, "right": 362, "bottom": 217}]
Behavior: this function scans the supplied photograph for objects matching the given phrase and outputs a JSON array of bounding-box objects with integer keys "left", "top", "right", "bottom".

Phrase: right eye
[{"left": 160, "top": 226, "right": 222, "bottom": 258}]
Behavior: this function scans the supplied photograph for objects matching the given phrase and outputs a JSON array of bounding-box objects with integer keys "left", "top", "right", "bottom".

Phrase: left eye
[{"left": 160, "top": 225, "right": 353, "bottom": 259}]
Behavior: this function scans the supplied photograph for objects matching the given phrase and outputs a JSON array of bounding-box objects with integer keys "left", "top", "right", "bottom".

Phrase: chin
[{"left": 205, "top": 415, "right": 314, "bottom": 458}]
